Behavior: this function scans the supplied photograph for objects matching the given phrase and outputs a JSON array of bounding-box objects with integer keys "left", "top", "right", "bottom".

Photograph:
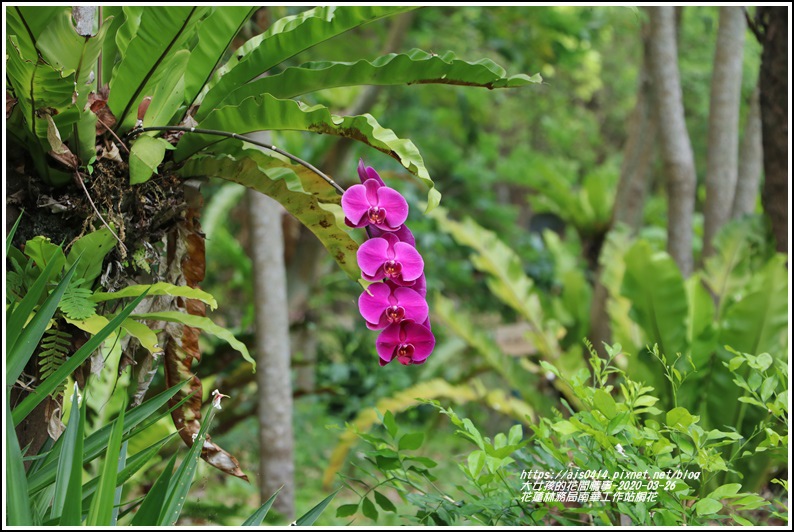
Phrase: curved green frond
[
  {"left": 179, "top": 147, "right": 361, "bottom": 280},
  {"left": 184, "top": 6, "right": 255, "bottom": 108},
  {"left": 108, "top": 6, "right": 208, "bottom": 131},
  {"left": 197, "top": 6, "right": 415, "bottom": 119},
  {"left": 176, "top": 94, "right": 440, "bottom": 211},
  {"left": 221, "top": 48, "right": 541, "bottom": 103}
]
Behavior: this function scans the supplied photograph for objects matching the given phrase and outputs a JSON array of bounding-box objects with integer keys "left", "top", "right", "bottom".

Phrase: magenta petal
[
  {"left": 376, "top": 187, "right": 409, "bottom": 229},
  {"left": 358, "top": 283, "right": 391, "bottom": 325},
  {"left": 393, "top": 242, "right": 424, "bottom": 281},
  {"left": 393, "top": 287, "right": 429, "bottom": 323},
  {"left": 376, "top": 225, "right": 415, "bottom": 246},
  {"left": 403, "top": 321, "right": 435, "bottom": 362},
  {"left": 358, "top": 159, "right": 385, "bottom": 186},
  {"left": 412, "top": 274, "right": 427, "bottom": 297},
  {"left": 341, "top": 184, "right": 371, "bottom": 226},
  {"left": 376, "top": 323, "right": 402, "bottom": 362},
  {"left": 357, "top": 238, "right": 389, "bottom": 278},
  {"left": 363, "top": 178, "right": 381, "bottom": 204}
]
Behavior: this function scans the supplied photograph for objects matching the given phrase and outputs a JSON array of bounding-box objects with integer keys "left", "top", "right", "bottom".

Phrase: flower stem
[{"left": 127, "top": 126, "right": 346, "bottom": 196}]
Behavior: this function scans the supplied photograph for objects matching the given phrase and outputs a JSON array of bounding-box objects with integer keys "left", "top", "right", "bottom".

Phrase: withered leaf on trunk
[
  {"left": 162, "top": 190, "right": 248, "bottom": 481},
  {"left": 6, "top": 91, "right": 17, "bottom": 119}
]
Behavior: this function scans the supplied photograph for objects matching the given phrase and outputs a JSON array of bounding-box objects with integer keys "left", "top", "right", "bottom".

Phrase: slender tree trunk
[
  {"left": 732, "top": 85, "right": 763, "bottom": 218},
  {"left": 646, "top": 6, "right": 697, "bottom": 277},
  {"left": 248, "top": 130, "right": 295, "bottom": 517},
  {"left": 703, "top": 7, "right": 746, "bottom": 256},
  {"left": 589, "top": 19, "right": 657, "bottom": 354},
  {"left": 757, "top": 7, "right": 789, "bottom": 254}
]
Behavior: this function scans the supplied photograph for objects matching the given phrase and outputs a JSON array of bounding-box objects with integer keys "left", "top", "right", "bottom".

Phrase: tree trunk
[
  {"left": 703, "top": 7, "right": 746, "bottom": 257},
  {"left": 732, "top": 85, "right": 763, "bottom": 219},
  {"left": 589, "top": 18, "right": 657, "bottom": 354},
  {"left": 646, "top": 6, "right": 697, "bottom": 277},
  {"left": 248, "top": 157, "right": 295, "bottom": 518},
  {"left": 757, "top": 7, "right": 789, "bottom": 254}
]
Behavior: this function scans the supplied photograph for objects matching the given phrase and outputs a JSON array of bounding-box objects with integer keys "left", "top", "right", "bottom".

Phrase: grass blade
[
  {"left": 7, "top": 258, "right": 76, "bottom": 383},
  {"left": 130, "top": 453, "right": 178, "bottom": 526},
  {"left": 27, "top": 379, "right": 188, "bottom": 495},
  {"left": 242, "top": 487, "right": 282, "bottom": 526},
  {"left": 6, "top": 208, "right": 23, "bottom": 255},
  {"left": 157, "top": 407, "right": 218, "bottom": 525},
  {"left": 12, "top": 291, "right": 148, "bottom": 425},
  {"left": 295, "top": 488, "right": 341, "bottom": 526},
  {"left": 86, "top": 399, "right": 126, "bottom": 525},
  {"left": 6, "top": 401, "right": 34, "bottom": 525},
  {"left": 52, "top": 384, "right": 85, "bottom": 524}
]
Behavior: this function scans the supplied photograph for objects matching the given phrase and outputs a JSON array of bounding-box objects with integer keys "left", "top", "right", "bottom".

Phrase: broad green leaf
[
  {"left": 373, "top": 490, "right": 396, "bottom": 513},
  {"left": 221, "top": 48, "right": 540, "bottom": 103},
  {"left": 91, "top": 282, "right": 217, "bottom": 309},
  {"left": 99, "top": 6, "right": 128, "bottom": 82},
  {"left": 7, "top": 260, "right": 77, "bottom": 385},
  {"left": 685, "top": 275, "right": 717, "bottom": 368},
  {"left": 593, "top": 389, "right": 618, "bottom": 419},
  {"left": 720, "top": 254, "right": 788, "bottom": 358},
  {"left": 179, "top": 150, "right": 361, "bottom": 280},
  {"left": 382, "top": 410, "right": 398, "bottom": 439},
  {"left": 36, "top": 9, "right": 110, "bottom": 113},
  {"left": 336, "top": 504, "right": 359, "bottom": 518},
  {"left": 178, "top": 94, "right": 440, "bottom": 211},
  {"left": 140, "top": 49, "right": 189, "bottom": 130},
  {"left": 129, "top": 135, "right": 170, "bottom": 185},
  {"left": 131, "top": 311, "right": 253, "bottom": 367},
  {"left": 508, "top": 424, "right": 523, "bottom": 445},
  {"left": 242, "top": 487, "right": 282, "bottom": 526},
  {"left": 86, "top": 400, "right": 126, "bottom": 526},
  {"left": 707, "top": 483, "right": 742, "bottom": 499},
  {"left": 361, "top": 495, "right": 378, "bottom": 521},
  {"left": 198, "top": 6, "right": 415, "bottom": 117},
  {"left": 6, "top": 402, "right": 34, "bottom": 525},
  {"left": 66, "top": 227, "right": 117, "bottom": 285},
  {"left": 694, "top": 497, "right": 723, "bottom": 516},
  {"left": 13, "top": 292, "right": 147, "bottom": 424},
  {"left": 130, "top": 453, "right": 177, "bottom": 526},
  {"left": 398, "top": 432, "right": 424, "bottom": 451},
  {"left": 184, "top": 6, "right": 255, "bottom": 107},
  {"left": 52, "top": 384, "right": 85, "bottom": 524},
  {"left": 666, "top": 407, "right": 697, "bottom": 430},
  {"left": 121, "top": 319, "right": 162, "bottom": 356},
  {"left": 295, "top": 489, "right": 341, "bottom": 525},
  {"left": 621, "top": 240, "right": 688, "bottom": 359},
  {"left": 467, "top": 450, "right": 486, "bottom": 477},
  {"left": 108, "top": 6, "right": 208, "bottom": 130}
]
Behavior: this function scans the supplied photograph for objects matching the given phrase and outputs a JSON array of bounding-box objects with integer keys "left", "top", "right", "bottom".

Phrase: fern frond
[
  {"left": 59, "top": 281, "right": 97, "bottom": 320},
  {"left": 39, "top": 328, "right": 72, "bottom": 398}
]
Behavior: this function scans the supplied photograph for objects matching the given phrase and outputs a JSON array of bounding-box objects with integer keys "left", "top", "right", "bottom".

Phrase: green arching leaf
[
  {"left": 197, "top": 6, "right": 415, "bottom": 118},
  {"left": 65, "top": 227, "right": 117, "bottom": 285},
  {"left": 129, "top": 135, "right": 172, "bottom": 185},
  {"left": 131, "top": 311, "right": 253, "bottom": 368},
  {"left": 620, "top": 240, "right": 688, "bottom": 361},
  {"left": 719, "top": 254, "right": 788, "bottom": 358},
  {"left": 86, "top": 399, "right": 126, "bottom": 526},
  {"left": 179, "top": 150, "right": 361, "bottom": 281},
  {"left": 13, "top": 6, "right": 64, "bottom": 41},
  {"left": 373, "top": 490, "right": 397, "bottom": 513},
  {"left": 13, "top": 292, "right": 147, "bottom": 425},
  {"left": 140, "top": 49, "right": 189, "bottom": 130},
  {"left": 177, "top": 94, "right": 440, "bottom": 211},
  {"left": 184, "top": 6, "right": 255, "bottom": 108},
  {"left": 221, "top": 49, "right": 541, "bottom": 104},
  {"left": 121, "top": 319, "right": 162, "bottom": 356},
  {"left": 242, "top": 487, "right": 282, "bottom": 526},
  {"left": 23, "top": 236, "right": 66, "bottom": 285},
  {"left": 295, "top": 488, "right": 341, "bottom": 526},
  {"left": 91, "top": 282, "right": 218, "bottom": 310},
  {"left": 108, "top": 6, "right": 208, "bottom": 131},
  {"left": 99, "top": 6, "right": 127, "bottom": 82},
  {"left": 52, "top": 385, "right": 85, "bottom": 525}
]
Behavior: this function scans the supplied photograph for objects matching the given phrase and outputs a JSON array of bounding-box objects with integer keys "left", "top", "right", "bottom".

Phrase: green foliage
[{"left": 37, "top": 329, "right": 72, "bottom": 398}]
